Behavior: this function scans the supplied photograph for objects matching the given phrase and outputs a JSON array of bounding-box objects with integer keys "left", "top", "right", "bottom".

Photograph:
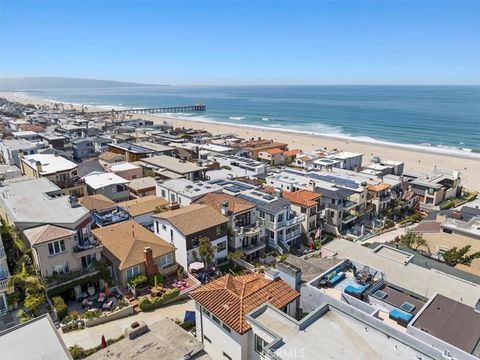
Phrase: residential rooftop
[
  {"left": 325, "top": 239, "right": 480, "bottom": 306},
  {"left": 118, "top": 195, "right": 169, "bottom": 217},
  {"left": 247, "top": 304, "right": 434, "bottom": 360},
  {"left": 412, "top": 293, "right": 480, "bottom": 355},
  {"left": 109, "top": 142, "right": 154, "bottom": 154},
  {"left": 78, "top": 194, "right": 116, "bottom": 211},
  {"left": 109, "top": 161, "right": 141, "bottom": 172},
  {"left": 190, "top": 273, "right": 299, "bottom": 334},
  {"left": 158, "top": 178, "right": 222, "bottom": 198},
  {"left": 82, "top": 171, "right": 129, "bottom": 189},
  {"left": 193, "top": 192, "right": 255, "bottom": 215},
  {"left": 0, "top": 314, "right": 72, "bottom": 360},
  {"left": 0, "top": 177, "right": 89, "bottom": 227},
  {"left": 134, "top": 141, "right": 173, "bottom": 153},
  {"left": 0, "top": 138, "right": 37, "bottom": 150},
  {"left": 22, "top": 153, "right": 77, "bottom": 175},
  {"left": 154, "top": 204, "right": 228, "bottom": 236},
  {"left": 141, "top": 155, "right": 207, "bottom": 174},
  {"left": 92, "top": 220, "right": 175, "bottom": 270},
  {"left": 24, "top": 224, "right": 76, "bottom": 246},
  {"left": 125, "top": 176, "right": 156, "bottom": 191}
]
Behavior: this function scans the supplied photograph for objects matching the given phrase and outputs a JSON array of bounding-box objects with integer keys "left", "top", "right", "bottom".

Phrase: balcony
[
  {"left": 234, "top": 219, "right": 264, "bottom": 238},
  {"left": 343, "top": 200, "right": 358, "bottom": 210},
  {"left": 242, "top": 238, "right": 266, "bottom": 255},
  {"left": 342, "top": 214, "right": 357, "bottom": 224},
  {"left": 45, "top": 262, "right": 99, "bottom": 288},
  {"left": 73, "top": 238, "right": 103, "bottom": 258},
  {"left": 273, "top": 214, "right": 305, "bottom": 230},
  {"left": 92, "top": 207, "right": 129, "bottom": 227},
  {"left": 54, "top": 178, "right": 85, "bottom": 189},
  {"left": 282, "top": 228, "right": 302, "bottom": 242}
]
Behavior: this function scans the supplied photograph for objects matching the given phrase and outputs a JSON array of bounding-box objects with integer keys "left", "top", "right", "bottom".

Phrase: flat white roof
[
  {"left": 0, "top": 314, "right": 71, "bottom": 360},
  {"left": 22, "top": 154, "right": 77, "bottom": 175},
  {"left": 329, "top": 151, "right": 363, "bottom": 160},
  {"left": 158, "top": 178, "right": 222, "bottom": 198},
  {"left": 109, "top": 162, "right": 141, "bottom": 172},
  {"left": 251, "top": 306, "right": 432, "bottom": 360},
  {"left": 0, "top": 177, "right": 89, "bottom": 226},
  {"left": 83, "top": 171, "right": 129, "bottom": 189},
  {"left": 325, "top": 239, "right": 480, "bottom": 306},
  {"left": 141, "top": 155, "right": 207, "bottom": 174},
  {"left": 0, "top": 139, "right": 37, "bottom": 151}
]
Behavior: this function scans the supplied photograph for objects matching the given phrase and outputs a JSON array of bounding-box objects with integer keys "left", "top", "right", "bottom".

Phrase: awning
[{"left": 189, "top": 262, "right": 205, "bottom": 271}]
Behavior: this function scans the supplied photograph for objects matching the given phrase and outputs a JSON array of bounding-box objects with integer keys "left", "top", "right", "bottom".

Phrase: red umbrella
[
  {"left": 104, "top": 282, "right": 111, "bottom": 297},
  {"left": 101, "top": 335, "right": 107, "bottom": 349}
]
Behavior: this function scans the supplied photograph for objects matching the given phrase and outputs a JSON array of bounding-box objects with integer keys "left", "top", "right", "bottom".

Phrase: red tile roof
[
  {"left": 282, "top": 189, "right": 321, "bottom": 207},
  {"left": 190, "top": 273, "right": 299, "bottom": 334},
  {"left": 283, "top": 149, "right": 302, "bottom": 157},
  {"left": 264, "top": 148, "right": 283, "bottom": 155},
  {"left": 193, "top": 192, "right": 255, "bottom": 215}
]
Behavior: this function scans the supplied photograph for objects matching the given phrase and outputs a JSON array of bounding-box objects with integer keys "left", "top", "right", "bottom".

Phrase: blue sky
[{"left": 0, "top": 0, "right": 479, "bottom": 85}]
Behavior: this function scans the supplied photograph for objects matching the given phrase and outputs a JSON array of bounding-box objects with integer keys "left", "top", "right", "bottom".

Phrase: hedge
[
  {"left": 127, "top": 274, "right": 148, "bottom": 287},
  {"left": 52, "top": 296, "right": 68, "bottom": 320},
  {"left": 138, "top": 288, "right": 180, "bottom": 311}
]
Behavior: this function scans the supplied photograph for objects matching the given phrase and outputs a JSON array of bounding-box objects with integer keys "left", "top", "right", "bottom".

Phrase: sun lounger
[{"left": 389, "top": 309, "right": 413, "bottom": 326}]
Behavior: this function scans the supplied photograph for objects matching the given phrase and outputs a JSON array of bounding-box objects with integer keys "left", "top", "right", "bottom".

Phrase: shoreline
[{"left": 2, "top": 91, "right": 479, "bottom": 191}]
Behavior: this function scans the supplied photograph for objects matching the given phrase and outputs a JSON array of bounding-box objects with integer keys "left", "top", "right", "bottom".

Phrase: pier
[{"left": 80, "top": 104, "right": 206, "bottom": 116}]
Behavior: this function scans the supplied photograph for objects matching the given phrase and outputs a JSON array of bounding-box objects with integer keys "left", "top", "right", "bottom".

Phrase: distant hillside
[{"left": 0, "top": 77, "right": 160, "bottom": 90}]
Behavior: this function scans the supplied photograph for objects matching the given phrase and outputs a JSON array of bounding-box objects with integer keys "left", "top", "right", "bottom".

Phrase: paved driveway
[{"left": 61, "top": 299, "right": 195, "bottom": 349}]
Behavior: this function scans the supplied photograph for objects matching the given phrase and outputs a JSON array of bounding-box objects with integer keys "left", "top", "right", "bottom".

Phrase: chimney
[
  {"left": 144, "top": 247, "right": 158, "bottom": 277},
  {"left": 274, "top": 188, "right": 283, "bottom": 198},
  {"left": 264, "top": 267, "right": 280, "bottom": 281},
  {"left": 221, "top": 201, "right": 230, "bottom": 215},
  {"left": 35, "top": 160, "right": 43, "bottom": 173},
  {"left": 309, "top": 180, "right": 315, "bottom": 192}
]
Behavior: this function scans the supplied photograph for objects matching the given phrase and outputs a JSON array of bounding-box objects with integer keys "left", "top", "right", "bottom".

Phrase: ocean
[{"left": 27, "top": 85, "right": 480, "bottom": 154}]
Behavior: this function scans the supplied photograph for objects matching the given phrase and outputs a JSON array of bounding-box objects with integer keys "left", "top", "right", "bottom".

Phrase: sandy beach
[{"left": 2, "top": 91, "right": 480, "bottom": 191}]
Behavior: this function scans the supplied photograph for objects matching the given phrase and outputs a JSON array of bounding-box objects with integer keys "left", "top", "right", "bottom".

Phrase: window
[
  {"left": 160, "top": 253, "right": 173, "bottom": 268},
  {"left": 300, "top": 206, "right": 306, "bottom": 214},
  {"left": 223, "top": 352, "right": 232, "bottom": 360},
  {"left": 48, "top": 239, "right": 66, "bottom": 256},
  {"left": 162, "top": 224, "right": 167, "bottom": 231},
  {"left": 161, "top": 189, "right": 166, "bottom": 198},
  {"left": 222, "top": 323, "right": 231, "bottom": 333},
  {"left": 155, "top": 221, "right": 159, "bottom": 233},
  {"left": 255, "top": 334, "right": 268, "bottom": 355},
  {"left": 203, "top": 308, "right": 210, "bottom": 317},
  {"left": 277, "top": 214, "right": 283, "bottom": 223},
  {"left": 170, "top": 229, "right": 174, "bottom": 242},
  {"left": 126, "top": 266, "right": 140, "bottom": 279},
  {"left": 212, "top": 315, "right": 220, "bottom": 324},
  {"left": 216, "top": 241, "right": 227, "bottom": 252},
  {"left": 259, "top": 210, "right": 265, "bottom": 219},
  {"left": 216, "top": 225, "right": 224, "bottom": 236},
  {"left": 269, "top": 214, "right": 274, "bottom": 222},
  {"left": 203, "top": 335, "right": 211, "bottom": 343}
]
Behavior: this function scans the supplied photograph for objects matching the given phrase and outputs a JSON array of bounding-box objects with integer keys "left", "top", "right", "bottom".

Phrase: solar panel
[
  {"left": 373, "top": 290, "right": 388, "bottom": 300},
  {"left": 224, "top": 186, "right": 241, "bottom": 193},
  {"left": 400, "top": 302, "right": 416, "bottom": 313},
  {"left": 238, "top": 194, "right": 267, "bottom": 206}
]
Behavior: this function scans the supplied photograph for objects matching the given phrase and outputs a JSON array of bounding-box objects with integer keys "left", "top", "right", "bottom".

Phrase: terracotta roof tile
[
  {"left": 24, "top": 225, "right": 76, "bottom": 246},
  {"left": 118, "top": 195, "right": 169, "bottom": 217},
  {"left": 190, "top": 273, "right": 299, "bottom": 334},
  {"left": 283, "top": 149, "right": 302, "bottom": 157},
  {"left": 367, "top": 182, "right": 391, "bottom": 192},
  {"left": 263, "top": 148, "right": 283, "bottom": 155},
  {"left": 193, "top": 192, "right": 255, "bottom": 215},
  {"left": 92, "top": 220, "right": 175, "bottom": 270},
  {"left": 79, "top": 194, "right": 116, "bottom": 211},
  {"left": 153, "top": 204, "right": 228, "bottom": 236},
  {"left": 282, "top": 189, "right": 321, "bottom": 207}
]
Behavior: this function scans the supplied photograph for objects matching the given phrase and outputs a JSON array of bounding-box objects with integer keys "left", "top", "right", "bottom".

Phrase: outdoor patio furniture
[
  {"left": 87, "top": 287, "right": 95, "bottom": 296},
  {"left": 98, "top": 293, "right": 106, "bottom": 302},
  {"left": 102, "top": 300, "right": 113, "bottom": 310},
  {"left": 344, "top": 284, "right": 370, "bottom": 299},
  {"left": 389, "top": 309, "right": 413, "bottom": 327}
]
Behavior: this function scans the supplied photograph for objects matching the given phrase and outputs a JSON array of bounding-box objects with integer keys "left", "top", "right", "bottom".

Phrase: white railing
[
  {"left": 273, "top": 214, "right": 305, "bottom": 230},
  {"left": 0, "top": 279, "right": 8, "bottom": 291}
]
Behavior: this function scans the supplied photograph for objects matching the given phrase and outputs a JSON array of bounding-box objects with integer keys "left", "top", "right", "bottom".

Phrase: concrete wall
[{"left": 84, "top": 304, "right": 134, "bottom": 327}]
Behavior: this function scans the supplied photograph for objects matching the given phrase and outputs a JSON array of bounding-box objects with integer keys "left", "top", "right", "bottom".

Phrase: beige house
[
  {"left": 20, "top": 153, "right": 86, "bottom": 197},
  {"left": 92, "top": 220, "right": 177, "bottom": 287},
  {"left": 118, "top": 195, "right": 169, "bottom": 226},
  {"left": 98, "top": 151, "right": 126, "bottom": 168},
  {"left": 24, "top": 224, "right": 102, "bottom": 298},
  {"left": 281, "top": 189, "right": 322, "bottom": 240},
  {"left": 78, "top": 194, "right": 116, "bottom": 212},
  {"left": 367, "top": 183, "right": 392, "bottom": 215}
]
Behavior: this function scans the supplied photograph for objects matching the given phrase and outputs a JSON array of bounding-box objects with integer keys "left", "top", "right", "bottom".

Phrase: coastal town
[{"left": 0, "top": 96, "right": 479, "bottom": 360}]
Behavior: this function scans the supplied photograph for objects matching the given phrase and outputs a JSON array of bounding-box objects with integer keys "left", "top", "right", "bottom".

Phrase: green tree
[
  {"left": 7, "top": 262, "right": 45, "bottom": 295},
  {"left": 227, "top": 250, "right": 244, "bottom": 261},
  {"left": 199, "top": 237, "right": 216, "bottom": 267},
  {"left": 442, "top": 245, "right": 480, "bottom": 266},
  {"left": 399, "top": 232, "right": 427, "bottom": 250},
  {"left": 24, "top": 293, "right": 45, "bottom": 316}
]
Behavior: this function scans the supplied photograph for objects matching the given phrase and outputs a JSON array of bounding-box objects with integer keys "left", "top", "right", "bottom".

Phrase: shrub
[
  {"left": 69, "top": 345, "right": 86, "bottom": 360},
  {"left": 384, "top": 219, "right": 395, "bottom": 229},
  {"left": 127, "top": 274, "right": 148, "bottom": 287},
  {"left": 147, "top": 273, "right": 164, "bottom": 287},
  {"left": 138, "top": 288, "right": 181, "bottom": 311},
  {"left": 52, "top": 296, "right": 68, "bottom": 320}
]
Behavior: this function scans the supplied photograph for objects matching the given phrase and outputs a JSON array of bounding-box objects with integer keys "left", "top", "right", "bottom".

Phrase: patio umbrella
[
  {"left": 101, "top": 335, "right": 107, "bottom": 349},
  {"left": 189, "top": 262, "right": 205, "bottom": 272},
  {"left": 315, "top": 228, "right": 322, "bottom": 240}
]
